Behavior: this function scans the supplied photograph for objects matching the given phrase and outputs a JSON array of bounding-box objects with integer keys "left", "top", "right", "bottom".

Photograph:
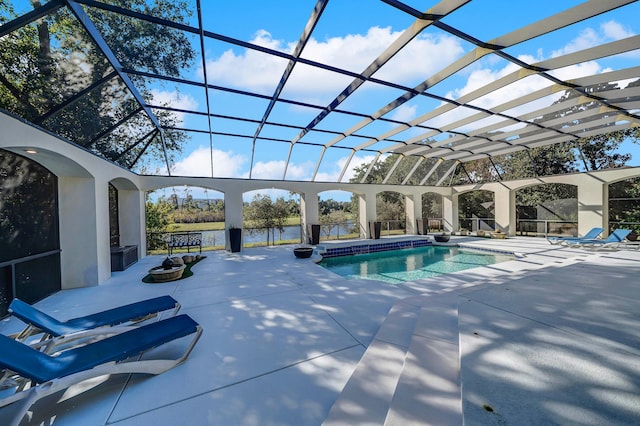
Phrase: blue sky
[
  {"left": 8, "top": 1, "right": 640, "bottom": 201},
  {"left": 152, "top": 1, "right": 640, "bottom": 184}
]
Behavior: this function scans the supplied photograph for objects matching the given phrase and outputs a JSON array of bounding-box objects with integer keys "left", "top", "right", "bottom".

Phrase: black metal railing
[{"left": 515, "top": 219, "right": 578, "bottom": 237}]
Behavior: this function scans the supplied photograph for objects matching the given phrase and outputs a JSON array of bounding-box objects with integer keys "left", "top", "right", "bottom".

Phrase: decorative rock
[
  {"left": 171, "top": 256, "right": 185, "bottom": 265},
  {"left": 162, "top": 257, "right": 174, "bottom": 270}
]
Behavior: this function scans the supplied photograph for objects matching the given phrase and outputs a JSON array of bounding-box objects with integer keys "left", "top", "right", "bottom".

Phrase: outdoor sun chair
[
  {"left": 8, "top": 296, "right": 180, "bottom": 352},
  {"left": 0, "top": 314, "right": 202, "bottom": 424},
  {"left": 567, "top": 228, "right": 632, "bottom": 250},
  {"left": 546, "top": 227, "right": 604, "bottom": 245}
]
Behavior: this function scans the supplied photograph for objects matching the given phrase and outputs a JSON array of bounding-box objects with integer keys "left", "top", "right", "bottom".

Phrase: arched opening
[
  {"left": 243, "top": 189, "right": 301, "bottom": 247},
  {"left": 515, "top": 183, "right": 577, "bottom": 237},
  {"left": 376, "top": 190, "right": 406, "bottom": 236},
  {"left": 318, "top": 190, "right": 356, "bottom": 241},
  {"left": 0, "top": 149, "right": 60, "bottom": 316},
  {"left": 420, "top": 193, "right": 444, "bottom": 233},
  {"left": 459, "top": 190, "right": 495, "bottom": 232},
  {"left": 145, "top": 185, "right": 226, "bottom": 254},
  {"left": 609, "top": 176, "right": 640, "bottom": 239}
]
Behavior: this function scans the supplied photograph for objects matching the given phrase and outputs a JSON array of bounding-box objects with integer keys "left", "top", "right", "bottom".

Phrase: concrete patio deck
[{"left": 1, "top": 236, "right": 639, "bottom": 425}]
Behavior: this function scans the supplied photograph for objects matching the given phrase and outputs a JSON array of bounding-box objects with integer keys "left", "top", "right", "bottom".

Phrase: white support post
[
  {"left": 577, "top": 178, "right": 608, "bottom": 235},
  {"left": 224, "top": 190, "right": 244, "bottom": 251},
  {"left": 58, "top": 176, "right": 110, "bottom": 288},
  {"left": 118, "top": 188, "right": 146, "bottom": 257},
  {"left": 300, "top": 191, "right": 319, "bottom": 244},
  {"left": 442, "top": 193, "right": 457, "bottom": 233},
  {"left": 405, "top": 194, "right": 421, "bottom": 234},
  {"left": 494, "top": 187, "right": 516, "bottom": 235},
  {"left": 358, "top": 190, "right": 377, "bottom": 238}
]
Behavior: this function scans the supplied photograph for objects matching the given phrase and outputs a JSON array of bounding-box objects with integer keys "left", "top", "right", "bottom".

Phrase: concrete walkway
[{"left": 1, "top": 237, "right": 639, "bottom": 425}]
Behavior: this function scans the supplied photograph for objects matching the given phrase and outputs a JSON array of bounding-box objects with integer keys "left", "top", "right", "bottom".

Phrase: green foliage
[
  {"left": 0, "top": 1, "right": 196, "bottom": 169},
  {"left": 609, "top": 177, "right": 640, "bottom": 232},
  {"left": 319, "top": 210, "right": 351, "bottom": 237},
  {"left": 145, "top": 194, "right": 172, "bottom": 249},
  {"left": 244, "top": 194, "right": 291, "bottom": 245}
]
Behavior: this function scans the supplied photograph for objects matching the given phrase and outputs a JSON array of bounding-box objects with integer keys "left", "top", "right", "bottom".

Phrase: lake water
[{"left": 198, "top": 222, "right": 355, "bottom": 246}]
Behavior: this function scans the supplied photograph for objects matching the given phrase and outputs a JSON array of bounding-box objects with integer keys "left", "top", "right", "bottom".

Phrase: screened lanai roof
[{"left": 1, "top": 0, "right": 639, "bottom": 185}]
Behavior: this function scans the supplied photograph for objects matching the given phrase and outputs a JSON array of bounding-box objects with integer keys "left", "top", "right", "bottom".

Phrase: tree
[
  {"left": 244, "top": 194, "right": 289, "bottom": 245},
  {"left": 319, "top": 210, "right": 350, "bottom": 238},
  {"left": 0, "top": 1, "right": 196, "bottom": 169},
  {"left": 145, "top": 194, "right": 173, "bottom": 250}
]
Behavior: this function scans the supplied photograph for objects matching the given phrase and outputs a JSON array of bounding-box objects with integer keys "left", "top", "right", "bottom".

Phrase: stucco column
[
  {"left": 358, "top": 190, "right": 377, "bottom": 238},
  {"left": 577, "top": 178, "right": 608, "bottom": 235},
  {"left": 405, "top": 193, "right": 421, "bottom": 234},
  {"left": 494, "top": 186, "right": 516, "bottom": 235},
  {"left": 118, "top": 188, "right": 146, "bottom": 257},
  {"left": 58, "top": 176, "right": 110, "bottom": 288},
  {"left": 224, "top": 190, "right": 244, "bottom": 251},
  {"left": 442, "top": 193, "right": 457, "bottom": 232},
  {"left": 300, "top": 190, "right": 319, "bottom": 243}
]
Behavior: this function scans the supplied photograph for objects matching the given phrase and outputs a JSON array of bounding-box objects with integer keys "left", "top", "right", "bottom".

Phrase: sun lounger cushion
[
  {"left": 571, "top": 228, "right": 631, "bottom": 245},
  {"left": 9, "top": 296, "right": 179, "bottom": 337},
  {"left": 547, "top": 227, "right": 604, "bottom": 244},
  {"left": 0, "top": 314, "right": 198, "bottom": 384}
]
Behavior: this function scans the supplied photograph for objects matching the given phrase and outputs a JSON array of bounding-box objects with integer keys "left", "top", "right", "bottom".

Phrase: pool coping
[{"left": 316, "top": 236, "right": 432, "bottom": 258}]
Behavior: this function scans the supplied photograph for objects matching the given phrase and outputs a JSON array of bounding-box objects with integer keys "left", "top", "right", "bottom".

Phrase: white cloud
[
  {"left": 203, "top": 27, "right": 464, "bottom": 101},
  {"left": 150, "top": 89, "right": 198, "bottom": 124},
  {"left": 389, "top": 103, "right": 418, "bottom": 122},
  {"left": 171, "top": 146, "right": 246, "bottom": 177},
  {"left": 552, "top": 20, "right": 636, "bottom": 58},
  {"left": 552, "top": 27, "right": 601, "bottom": 57},
  {"left": 315, "top": 153, "right": 380, "bottom": 182},
  {"left": 601, "top": 20, "right": 635, "bottom": 40}
]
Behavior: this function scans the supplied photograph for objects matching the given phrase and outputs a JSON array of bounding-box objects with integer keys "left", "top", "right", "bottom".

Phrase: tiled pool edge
[{"left": 317, "top": 238, "right": 432, "bottom": 258}]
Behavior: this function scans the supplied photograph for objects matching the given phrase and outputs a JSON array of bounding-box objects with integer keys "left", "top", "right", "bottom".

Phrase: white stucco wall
[{"left": 2, "top": 112, "right": 640, "bottom": 289}]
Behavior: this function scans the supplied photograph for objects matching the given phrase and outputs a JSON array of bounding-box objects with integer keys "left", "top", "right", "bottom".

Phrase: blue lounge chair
[
  {"left": 9, "top": 296, "right": 180, "bottom": 351},
  {"left": 567, "top": 228, "right": 632, "bottom": 250},
  {"left": 0, "top": 314, "right": 202, "bottom": 424},
  {"left": 546, "top": 227, "right": 604, "bottom": 245}
]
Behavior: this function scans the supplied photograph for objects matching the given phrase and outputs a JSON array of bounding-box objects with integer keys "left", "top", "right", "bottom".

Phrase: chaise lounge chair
[
  {"left": 0, "top": 314, "right": 202, "bottom": 424},
  {"left": 567, "top": 228, "right": 632, "bottom": 250},
  {"left": 546, "top": 227, "right": 604, "bottom": 245},
  {"left": 8, "top": 296, "right": 180, "bottom": 351}
]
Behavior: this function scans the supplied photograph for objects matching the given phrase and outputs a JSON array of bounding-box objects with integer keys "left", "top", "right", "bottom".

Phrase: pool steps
[{"left": 323, "top": 247, "right": 585, "bottom": 425}]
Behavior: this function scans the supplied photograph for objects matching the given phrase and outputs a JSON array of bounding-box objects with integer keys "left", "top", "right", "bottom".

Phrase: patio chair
[
  {"left": 8, "top": 296, "right": 180, "bottom": 352},
  {"left": 567, "top": 229, "right": 632, "bottom": 250},
  {"left": 546, "top": 227, "right": 604, "bottom": 245},
  {"left": 0, "top": 314, "right": 202, "bottom": 424}
]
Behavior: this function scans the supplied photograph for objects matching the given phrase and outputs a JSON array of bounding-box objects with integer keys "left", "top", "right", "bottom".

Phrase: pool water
[{"left": 319, "top": 246, "right": 513, "bottom": 284}]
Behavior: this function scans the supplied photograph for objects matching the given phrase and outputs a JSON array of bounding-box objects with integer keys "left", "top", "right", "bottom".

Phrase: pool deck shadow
[
  {"left": 1, "top": 236, "right": 639, "bottom": 425},
  {"left": 323, "top": 236, "right": 640, "bottom": 425}
]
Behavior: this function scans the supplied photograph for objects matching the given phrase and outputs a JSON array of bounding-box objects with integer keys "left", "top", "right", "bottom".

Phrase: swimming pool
[{"left": 318, "top": 245, "right": 513, "bottom": 284}]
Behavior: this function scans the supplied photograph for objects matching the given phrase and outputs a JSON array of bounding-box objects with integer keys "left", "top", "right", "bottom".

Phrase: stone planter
[
  {"left": 293, "top": 247, "right": 314, "bottom": 259},
  {"left": 434, "top": 234, "right": 450, "bottom": 243},
  {"left": 491, "top": 232, "right": 507, "bottom": 239},
  {"left": 148, "top": 264, "right": 186, "bottom": 283}
]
